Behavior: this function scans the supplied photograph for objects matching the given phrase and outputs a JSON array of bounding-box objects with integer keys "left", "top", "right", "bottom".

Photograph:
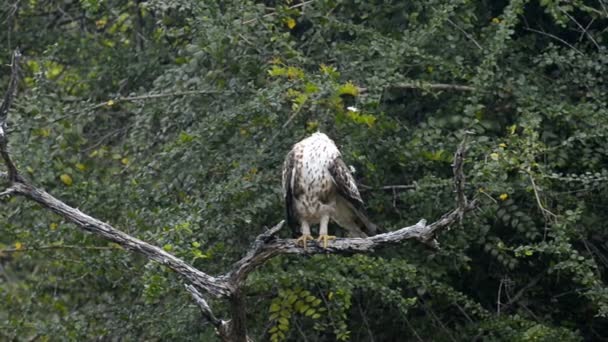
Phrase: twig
[
  {"left": 403, "top": 315, "right": 425, "bottom": 342},
  {"left": 92, "top": 90, "right": 229, "bottom": 109},
  {"left": 357, "top": 300, "right": 375, "bottom": 342},
  {"left": 528, "top": 172, "right": 557, "bottom": 221},
  {"left": 390, "top": 82, "right": 476, "bottom": 92},
  {"left": 504, "top": 273, "right": 542, "bottom": 308},
  {"left": 242, "top": 0, "right": 315, "bottom": 25},
  {"left": 477, "top": 189, "right": 498, "bottom": 204},
  {"left": 0, "top": 244, "right": 121, "bottom": 254},
  {"left": 359, "top": 183, "right": 417, "bottom": 191},
  {"left": 497, "top": 278, "right": 504, "bottom": 315},
  {"left": 446, "top": 18, "right": 483, "bottom": 50},
  {"left": 561, "top": 9, "right": 600, "bottom": 50},
  {"left": 420, "top": 298, "right": 458, "bottom": 342},
  {"left": 524, "top": 27, "right": 584, "bottom": 55}
]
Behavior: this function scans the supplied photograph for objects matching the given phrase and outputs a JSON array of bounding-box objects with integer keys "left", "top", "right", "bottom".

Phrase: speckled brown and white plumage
[{"left": 282, "top": 132, "right": 377, "bottom": 240}]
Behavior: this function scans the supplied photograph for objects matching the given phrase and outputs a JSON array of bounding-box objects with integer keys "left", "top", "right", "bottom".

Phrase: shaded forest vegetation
[{"left": 1, "top": 0, "right": 608, "bottom": 341}]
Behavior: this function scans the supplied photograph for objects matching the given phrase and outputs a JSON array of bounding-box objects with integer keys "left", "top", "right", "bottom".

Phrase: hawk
[{"left": 282, "top": 132, "right": 377, "bottom": 248}]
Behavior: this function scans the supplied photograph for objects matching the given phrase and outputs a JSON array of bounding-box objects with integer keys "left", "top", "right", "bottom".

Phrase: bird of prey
[{"left": 282, "top": 132, "right": 377, "bottom": 248}]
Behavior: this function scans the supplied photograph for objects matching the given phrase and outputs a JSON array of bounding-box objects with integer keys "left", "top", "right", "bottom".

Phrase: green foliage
[{"left": 2, "top": 0, "right": 608, "bottom": 340}]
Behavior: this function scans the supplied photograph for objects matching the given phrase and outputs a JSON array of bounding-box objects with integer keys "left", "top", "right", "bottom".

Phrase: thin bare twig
[
  {"left": 242, "top": 0, "right": 315, "bottom": 25},
  {"left": 497, "top": 278, "right": 504, "bottom": 315},
  {"left": 0, "top": 244, "right": 121, "bottom": 254},
  {"left": 528, "top": 172, "right": 557, "bottom": 221},
  {"left": 446, "top": 18, "right": 483, "bottom": 50},
  {"left": 390, "top": 82, "right": 476, "bottom": 92},
  {"left": 524, "top": 27, "right": 584, "bottom": 55},
  {"left": 357, "top": 300, "right": 376, "bottom": 342},
  {"left": 359, "top": 183, "right": 417, "bottom": 191},
  {"left": 504, "top": 273, "right": 543, "bottom": 308},
  {"left": 92, "top": 90, "right": 229, "bottom": 109},
  {"left": 561, "top": 9, "right": 600, "bottom": 50}
]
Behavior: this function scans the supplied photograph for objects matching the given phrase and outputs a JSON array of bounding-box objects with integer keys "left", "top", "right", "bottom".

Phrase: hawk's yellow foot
[
  {"left": 296, "top": 234, "right": 313, "bottom": 249},
  {"left": 317, "top": 234, "right": 336, "bottom": 248}
]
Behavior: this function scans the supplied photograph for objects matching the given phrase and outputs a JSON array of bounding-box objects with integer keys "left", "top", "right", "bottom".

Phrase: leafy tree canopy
[{"left": 1, "top": 0, "right": 607, "bottom": 340}]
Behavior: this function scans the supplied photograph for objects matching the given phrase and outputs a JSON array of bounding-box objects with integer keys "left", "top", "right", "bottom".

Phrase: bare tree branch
[
  {"left": 242, "top": 0, "right": 315, "bottom": 25},
  {"left": 446, "top": 18, "right": 483, "bottom": 50},
  {"left": 524, "top": 27, "right": 584, "bottom": 55},
  {"left": 91, "top": 90, "right": 231, "bottom": 109}
]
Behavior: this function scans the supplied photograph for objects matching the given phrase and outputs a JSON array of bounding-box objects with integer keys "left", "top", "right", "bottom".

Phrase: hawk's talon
[
  {"left": 296, "top": 234, "right": 313, "bottom": 249},
  {"left": 317, "top": 234, "right": 336, "bottom": 248}
]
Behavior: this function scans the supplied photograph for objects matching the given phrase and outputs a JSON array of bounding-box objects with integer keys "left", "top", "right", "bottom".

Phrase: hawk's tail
[
  {"left": 335, "top": 196, "right": 382, "bottom": 237},
  {"left": 352, "top": 207, "right": 380, "bottom": 236}
]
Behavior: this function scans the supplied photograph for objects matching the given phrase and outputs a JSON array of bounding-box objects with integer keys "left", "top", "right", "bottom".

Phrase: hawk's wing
[
  {"left": 328, "top": 156, "right": 364, "bottom": 207},
  {"left": 328, "top": 157, "right": 378, "bottom": 235},
  {"left": 282, "top": 149, "right": 300, "bottom": 236}
]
